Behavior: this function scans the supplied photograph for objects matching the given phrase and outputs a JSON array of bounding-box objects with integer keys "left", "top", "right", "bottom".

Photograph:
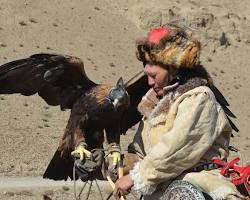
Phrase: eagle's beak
[{"left": 112, "top": 98, "right": 119, "bottom": 111}]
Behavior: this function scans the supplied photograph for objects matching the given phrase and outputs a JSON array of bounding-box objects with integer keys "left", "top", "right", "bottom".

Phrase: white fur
[{"left": 129, "top": 162, "right": 157, "bottom": 195}]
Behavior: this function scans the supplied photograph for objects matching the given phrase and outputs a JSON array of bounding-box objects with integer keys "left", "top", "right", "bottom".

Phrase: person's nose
[{"left": 148, "top": 76, "right": 155, "bottom": 87}]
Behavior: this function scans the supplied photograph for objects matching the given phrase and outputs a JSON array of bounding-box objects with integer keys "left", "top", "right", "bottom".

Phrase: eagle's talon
[
  {"left": 107, "top": 143, "right": 122, "bottom": 181},
  {"left": 108, "top": 152, "right": 121, "bottom": 166},
  {"left": 71, "top": 145, "right": 91, "bottom": 160},
  {"left": 107, "top": 143, "right": 121, "bottom": 166}
]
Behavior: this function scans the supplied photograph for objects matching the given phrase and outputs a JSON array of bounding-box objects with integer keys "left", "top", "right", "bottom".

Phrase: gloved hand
[
  {"left": 92, "top": 149, "right": 105, "bottom": 168},
  {"left": 74, "top": 149, "right": 104, "bottom": 181}
]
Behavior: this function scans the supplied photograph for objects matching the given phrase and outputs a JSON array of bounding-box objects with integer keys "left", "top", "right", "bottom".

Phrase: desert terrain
[{"left": 0, "top": 0, "right": 249, "bottom": 199}]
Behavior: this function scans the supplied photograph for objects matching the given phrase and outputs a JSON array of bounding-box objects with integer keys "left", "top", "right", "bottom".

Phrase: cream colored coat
[{"left": 129, "top": 86, "right": 243, "bottom": 199}]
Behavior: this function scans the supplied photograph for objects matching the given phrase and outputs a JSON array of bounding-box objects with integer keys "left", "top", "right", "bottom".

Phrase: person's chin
[{"left": 154, "top": 88, "right": 163, "bottom": 96}]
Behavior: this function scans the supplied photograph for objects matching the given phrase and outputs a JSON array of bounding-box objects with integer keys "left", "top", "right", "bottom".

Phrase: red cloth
[{"left": 148, "top": 27, "right": 171, "bottom": 44}]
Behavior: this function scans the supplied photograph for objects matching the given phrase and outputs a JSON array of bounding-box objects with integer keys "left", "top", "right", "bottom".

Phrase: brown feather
[{"left": 89, "top": 85, "right": 112, "bottom": 105}]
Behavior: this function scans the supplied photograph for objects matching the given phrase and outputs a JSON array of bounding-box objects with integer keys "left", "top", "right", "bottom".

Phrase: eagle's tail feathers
[{"left": 43, "top": 149, "right": 74, "bottom": 181}]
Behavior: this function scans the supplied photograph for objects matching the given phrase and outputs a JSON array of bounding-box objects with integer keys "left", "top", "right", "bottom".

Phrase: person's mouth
[{"left": 153, "top": 87, "right": 161, "bottom": 92}]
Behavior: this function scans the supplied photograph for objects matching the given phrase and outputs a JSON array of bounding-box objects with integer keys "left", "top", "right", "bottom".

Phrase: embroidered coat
[{"left": 128, "top": 80, "right": 243, "bottom": 199}]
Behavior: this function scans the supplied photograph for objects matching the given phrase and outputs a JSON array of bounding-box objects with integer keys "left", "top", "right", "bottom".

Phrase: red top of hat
[{"left": 148, "top": 27, "right": 171, "bottom": 44}]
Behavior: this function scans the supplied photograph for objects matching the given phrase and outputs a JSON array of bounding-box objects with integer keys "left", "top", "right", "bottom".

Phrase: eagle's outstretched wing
[
  {"left": 210, "top": 85, "right": 239, "bottom": 133},
  {"left": 0, "top": 53, "right": 97, "bottom": 110}
]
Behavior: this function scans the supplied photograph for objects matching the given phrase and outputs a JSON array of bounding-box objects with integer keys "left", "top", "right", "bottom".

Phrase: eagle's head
[{"left": 108, "top": 77, "right": 129, "bottom": 111}]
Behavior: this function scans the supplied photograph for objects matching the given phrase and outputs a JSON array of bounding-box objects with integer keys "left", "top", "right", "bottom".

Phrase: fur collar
[{"left": 138, "top": 76, "right": 209, "bottom": 126}]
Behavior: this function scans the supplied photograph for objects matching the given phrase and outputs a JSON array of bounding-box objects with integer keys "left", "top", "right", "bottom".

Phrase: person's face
[{"left": 144, "top": 63, "right": 171, "bottom": 96}]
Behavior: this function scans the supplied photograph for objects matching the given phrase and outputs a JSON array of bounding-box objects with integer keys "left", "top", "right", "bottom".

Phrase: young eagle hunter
[{"left": 0, "top": 53, "right": 150, "bottom": 180}]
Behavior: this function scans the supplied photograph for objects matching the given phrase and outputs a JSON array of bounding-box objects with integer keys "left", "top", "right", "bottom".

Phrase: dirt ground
[{"left": 0, "top": 0, "right": 250, "bottom": 199}]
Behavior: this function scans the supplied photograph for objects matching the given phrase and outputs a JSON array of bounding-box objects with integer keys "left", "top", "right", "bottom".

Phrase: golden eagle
[{"left": 0, "top": 53, "right": 150, "bottom": 180}]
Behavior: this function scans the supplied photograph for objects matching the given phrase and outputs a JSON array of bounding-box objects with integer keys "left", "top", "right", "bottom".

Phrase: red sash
[{"left": 213, "top": 157, "right": 250, "bottom": 198}]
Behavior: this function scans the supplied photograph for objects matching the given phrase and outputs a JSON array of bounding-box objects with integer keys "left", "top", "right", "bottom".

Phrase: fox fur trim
[{"left": 136, "top": 26, "right": 201, "bottom": 70}]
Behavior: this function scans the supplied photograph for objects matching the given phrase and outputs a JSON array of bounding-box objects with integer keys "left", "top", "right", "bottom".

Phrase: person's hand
[
  {"left": 92, "top": 149, "right": 104, "bottom": 168},
  {"left": 113, "top": 175, "right": 134, "bottom": 200}
]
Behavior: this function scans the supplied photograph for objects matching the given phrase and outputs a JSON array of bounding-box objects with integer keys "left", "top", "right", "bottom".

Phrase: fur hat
[{"left": 136, "top": 26, "right": 201, "bottom": 71}]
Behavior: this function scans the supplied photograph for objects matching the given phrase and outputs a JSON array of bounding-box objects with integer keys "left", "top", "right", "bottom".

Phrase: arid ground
[{"left": 0, "top": 0, "right": 249, "bottom": 199}]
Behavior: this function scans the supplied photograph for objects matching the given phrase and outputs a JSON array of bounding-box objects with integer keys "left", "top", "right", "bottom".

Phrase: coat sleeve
[{"left": 129, "top": 90, "right": 227, "bottom": 195}]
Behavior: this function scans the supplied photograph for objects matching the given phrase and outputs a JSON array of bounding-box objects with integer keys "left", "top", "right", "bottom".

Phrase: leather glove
[{"left": 74, "top": 150, "right": 104, "bottom": 181}]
